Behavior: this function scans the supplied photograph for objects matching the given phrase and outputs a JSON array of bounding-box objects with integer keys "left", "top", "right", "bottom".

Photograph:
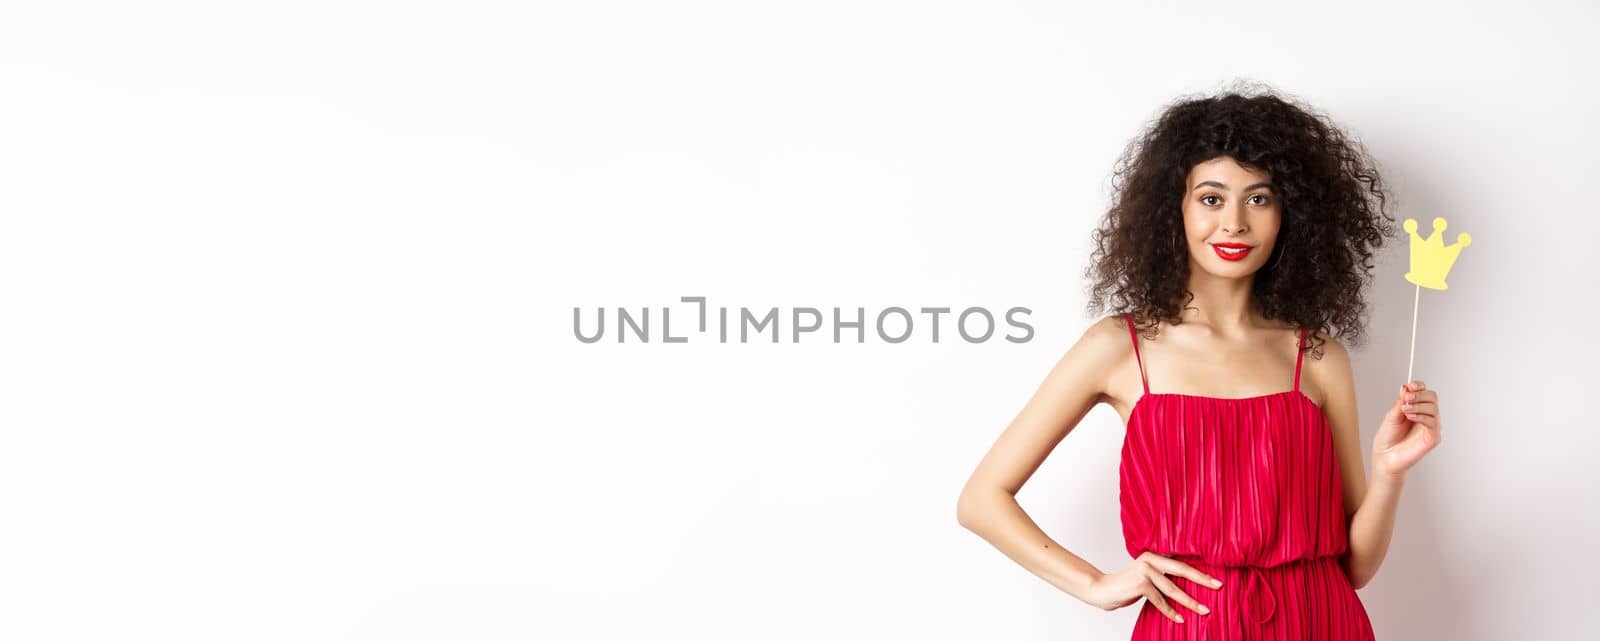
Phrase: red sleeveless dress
[{"left": 1120, "top": 313, "right": 1375, "bottom": 640}]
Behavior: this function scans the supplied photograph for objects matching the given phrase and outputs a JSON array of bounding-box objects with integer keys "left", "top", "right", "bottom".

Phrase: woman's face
[{"left": 1180, "top": 155, "right": 1282, "bottom": 279}]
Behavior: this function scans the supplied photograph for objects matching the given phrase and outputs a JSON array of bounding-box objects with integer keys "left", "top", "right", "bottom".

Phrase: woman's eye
[
  {"left": 1201, "top": 195, "right": 1221, "bottom": 206},
  {"left": 1250, "top": 194, "right": 1271, "bottom": 205}
]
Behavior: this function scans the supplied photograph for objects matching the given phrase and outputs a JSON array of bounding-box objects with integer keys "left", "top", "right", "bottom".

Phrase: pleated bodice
[{"left": 1119, "top": 389, "right": 1349, "bottom": 567}]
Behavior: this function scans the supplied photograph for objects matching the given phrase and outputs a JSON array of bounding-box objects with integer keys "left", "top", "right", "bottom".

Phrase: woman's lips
[{"left": 1212, "top": 243, "right": 1254, "bottom": 261}]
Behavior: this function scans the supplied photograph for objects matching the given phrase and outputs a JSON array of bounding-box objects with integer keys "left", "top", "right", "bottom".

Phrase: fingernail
[
  {"left": 1212, "top": 578, "right": 1223, "bottom": 587},
  {"left": 1176, "top": 614, "right": 1184, "bottom": 623},
  {"left": 1198, "top": 605, "right": 1210, "bottom": 614}
]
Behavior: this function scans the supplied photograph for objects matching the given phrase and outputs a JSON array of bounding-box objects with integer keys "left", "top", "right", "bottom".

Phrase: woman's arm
[
  {"left": 1313, "top": 332, "right": 1440, "bottom": 589},
  {"left": 954, "top": 316, "right": 1126, "bottom": 602},
  {"left": 1345, "top": 467, "right": 1406, "bottom": 589}
]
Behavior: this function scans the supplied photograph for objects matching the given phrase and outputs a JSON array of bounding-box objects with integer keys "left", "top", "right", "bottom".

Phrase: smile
[{"left": 1212, "top": 243, "right": 1254, "bottom": 261}]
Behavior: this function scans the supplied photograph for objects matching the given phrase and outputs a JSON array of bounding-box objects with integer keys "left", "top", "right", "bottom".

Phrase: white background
[{"left": 2, "top": 1, "right": 1595, "bottom": 639}]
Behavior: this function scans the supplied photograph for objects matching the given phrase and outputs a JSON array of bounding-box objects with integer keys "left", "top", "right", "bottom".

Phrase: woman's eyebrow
[{"left": 1194, "top": 180, "right": 1274, "bottom": 192}]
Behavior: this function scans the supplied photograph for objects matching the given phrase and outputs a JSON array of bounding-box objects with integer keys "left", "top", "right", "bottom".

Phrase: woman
[{"left": 955, "top": 86, "right": 1444, "bottom": 640}]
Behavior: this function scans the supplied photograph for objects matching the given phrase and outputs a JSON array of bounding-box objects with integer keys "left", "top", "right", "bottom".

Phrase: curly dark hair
[{"left": 1083, "top": 81, "right": 1397, "bottom": 357}]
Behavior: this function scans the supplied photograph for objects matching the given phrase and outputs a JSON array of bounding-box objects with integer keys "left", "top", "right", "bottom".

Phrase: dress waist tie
[
  {"left": 1240, "top": 565, "right": 1278, "bottom": 626},
  {"left": 1221, "top": 565, "right": 1279, "bottom": 639}
]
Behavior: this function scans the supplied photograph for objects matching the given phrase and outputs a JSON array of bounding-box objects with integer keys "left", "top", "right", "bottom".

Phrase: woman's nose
[{"left": 1222, "top": 207, "right": 1248, "bottom": 233}]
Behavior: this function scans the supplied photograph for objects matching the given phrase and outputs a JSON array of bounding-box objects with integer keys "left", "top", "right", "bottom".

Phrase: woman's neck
[{"left": 1179, "top": 268, "right": 1261, "bottom": 337}]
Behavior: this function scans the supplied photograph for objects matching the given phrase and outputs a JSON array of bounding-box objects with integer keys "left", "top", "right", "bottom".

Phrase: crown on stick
[{"left": 1403, "top": 217, "right": 1471, "bottom": 291}]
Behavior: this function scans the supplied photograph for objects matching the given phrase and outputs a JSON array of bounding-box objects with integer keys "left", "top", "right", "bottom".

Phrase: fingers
[
  {"left": 1147, "top": 570, "right": 1209, "bottom": 617},
  {"left": 1401, "top": 389, "right": 1442, "bottom": 434},
  {"left": 1409, "top": 388, "right": 1436, "bottom": 400},
  {"left": 1401, "top": 400, "right": 1436, "bottom": 416},
  {"left": 1405, "top": 411, "right": 1439, "bottom": 430},
  {"left": 1399, "top": 382, "right": 1441, "bottom": 432},
  {"left": 1142, "top": 554, "right": 1224, "bottom": 590},
  {"left": 1134, "top": 553, "right": 1216, "bottom": 623},
  {"left": 1401, "top": 387, "right": 1437, "bottom": 404},
  {"left": 1143, "top": 585, "right": 1183, "bottom": 623}
]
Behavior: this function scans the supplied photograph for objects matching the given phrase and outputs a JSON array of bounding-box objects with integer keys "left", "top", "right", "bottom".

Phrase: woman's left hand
[{"left": 1371, "top": 380, "right": 1442, "bottom": 479}]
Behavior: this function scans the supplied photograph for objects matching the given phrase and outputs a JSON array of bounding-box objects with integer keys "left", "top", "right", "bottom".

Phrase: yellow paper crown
[{"left": 1403, "top": 217, "right": 1471, "bottom": 290}]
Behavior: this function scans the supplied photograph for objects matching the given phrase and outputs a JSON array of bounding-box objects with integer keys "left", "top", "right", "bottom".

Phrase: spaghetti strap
[
  {"left": 1124, "top": 313, "right": 1149, "bottom": 394},
  {"left": 1292, "top": 327, "right": 1306, "bottom": 393}
]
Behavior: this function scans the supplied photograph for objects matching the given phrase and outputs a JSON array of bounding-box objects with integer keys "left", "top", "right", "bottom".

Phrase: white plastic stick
[{"left": 1407, "top": 283, "right": 1419, "bottom": 385}]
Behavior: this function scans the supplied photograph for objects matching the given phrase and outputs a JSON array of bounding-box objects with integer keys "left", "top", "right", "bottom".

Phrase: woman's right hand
[{"left": 1082, "top": 552, "right": 1222, "bottom": 623}]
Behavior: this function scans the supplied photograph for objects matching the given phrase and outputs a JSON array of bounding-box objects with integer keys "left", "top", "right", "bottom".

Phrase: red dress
[{"left": 1120, "top": 313, "right": 1375, "bottom": 640}]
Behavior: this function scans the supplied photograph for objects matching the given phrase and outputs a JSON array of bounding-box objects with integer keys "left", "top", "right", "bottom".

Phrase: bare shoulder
[
  {"left": 1079, "top": 313, "right": 1136, "bottom": 364},
  {"left": 1059, "top": 314, "right": 1138, "bottom": 405},
  {"left": 1301, "top": 328, "right": 1353, "bottom": 408},
  {"left": 1305, "top": 328, "right": 1350, "bottom": 365}
]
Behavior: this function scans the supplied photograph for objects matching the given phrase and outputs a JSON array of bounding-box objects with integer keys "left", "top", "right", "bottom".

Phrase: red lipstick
[{"left": 1212, "top": 242, "right": 1254, "bottom": 261}]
